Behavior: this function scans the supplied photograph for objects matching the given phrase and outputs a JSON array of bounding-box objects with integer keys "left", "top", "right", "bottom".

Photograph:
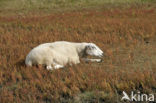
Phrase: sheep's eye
[
  {"left": 87, "top": 45, "right": 96, "bottom": 50},
  {"left": 91, "top": 46, "right": 95, "bottom": 49}
]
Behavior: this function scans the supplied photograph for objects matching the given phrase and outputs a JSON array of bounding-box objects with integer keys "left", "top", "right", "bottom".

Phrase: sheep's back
[{"left": 25, "top": 46, "right": 54, "bottom": 65}]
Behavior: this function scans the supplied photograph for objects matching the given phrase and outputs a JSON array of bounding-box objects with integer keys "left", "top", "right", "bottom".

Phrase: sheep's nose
[
  {"left": 101, "top": 52, "right": 104, "bottom": 56},
  {"left": 99, "top": 53, "right": 104, "bottom": 57}
]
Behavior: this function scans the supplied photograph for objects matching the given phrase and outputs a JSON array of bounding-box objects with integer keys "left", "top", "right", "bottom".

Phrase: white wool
[{"left": 25, "top": 41, "right": 103, "bottom": 70}]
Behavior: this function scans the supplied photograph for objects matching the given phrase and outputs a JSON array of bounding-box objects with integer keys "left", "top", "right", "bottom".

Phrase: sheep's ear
[{"left": 86, "top": 45, "right": 90, "bottom": 48}]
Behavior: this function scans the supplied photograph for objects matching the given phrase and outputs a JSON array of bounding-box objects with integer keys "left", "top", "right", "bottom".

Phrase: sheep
[{"left": 25, "top": 41, "right": 103, "bottom": 70}]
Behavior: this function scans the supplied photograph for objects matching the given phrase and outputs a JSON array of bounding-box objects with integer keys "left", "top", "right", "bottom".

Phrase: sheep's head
[{"left": 85, "top": 43, "right": 103, "bottom": 57}]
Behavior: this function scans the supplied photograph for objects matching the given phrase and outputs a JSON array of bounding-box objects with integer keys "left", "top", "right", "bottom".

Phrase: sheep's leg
[
  {"left": 52, "top": 62, "right": 64, "bottom": 69},
  {"left": 54, "top": 65, "right": 64, "bottom": 69},
  {"left": 69, "top": 56, "right": 80, "bottom": 65},
  {"left": 46, "top": 65, "right": 53, "bottom": 70},
  {"left": 82, "top": 58, "right": 102, "bottom": 63}
]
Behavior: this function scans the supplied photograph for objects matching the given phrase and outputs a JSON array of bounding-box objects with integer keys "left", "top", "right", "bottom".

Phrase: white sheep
[{"left": 25, "top": 41, "right": 103, "bottom": 70}]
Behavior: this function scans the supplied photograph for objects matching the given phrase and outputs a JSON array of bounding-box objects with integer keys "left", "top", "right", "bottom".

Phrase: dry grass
[{"left": 0, "top": 4, "right": 156, "bottom": 103}]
